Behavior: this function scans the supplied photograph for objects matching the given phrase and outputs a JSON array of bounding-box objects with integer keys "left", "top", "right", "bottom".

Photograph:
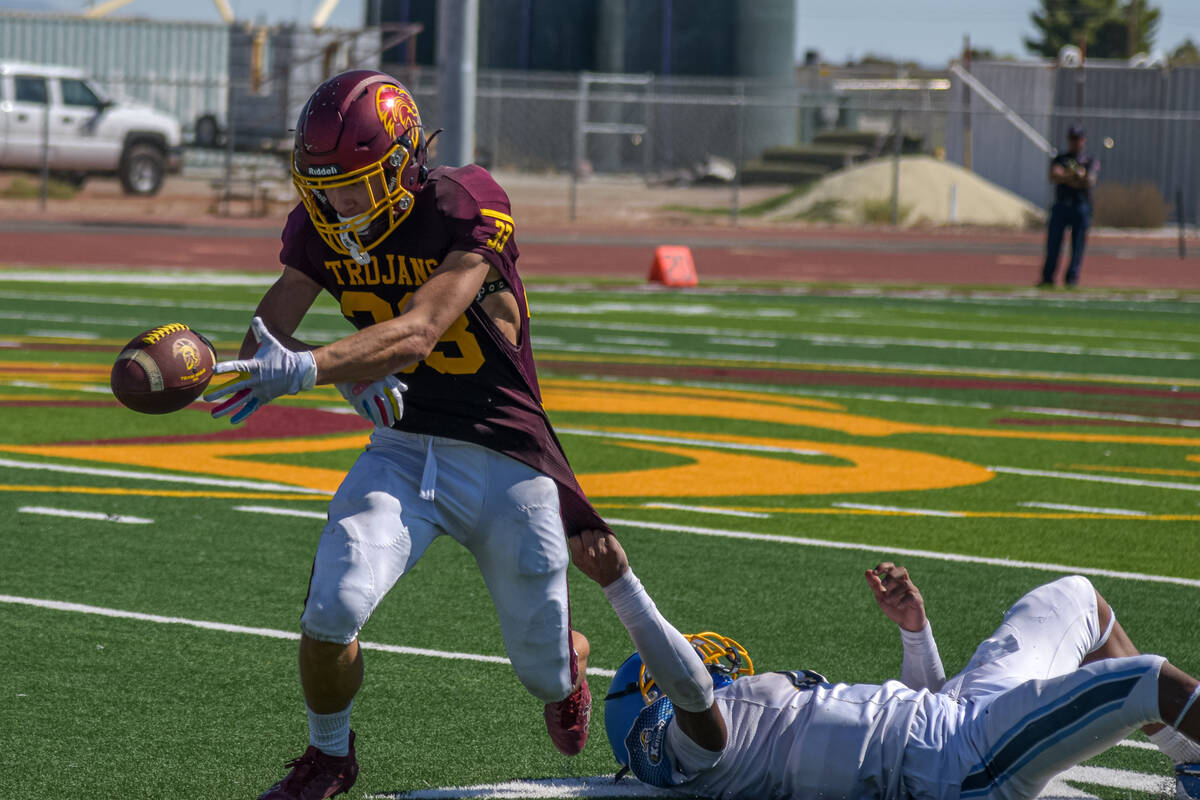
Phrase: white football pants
[
  {"left": 913, "top": 576, "right": 1165, "bottom": 800},
  {"left": 300, "top": 427, "right": 575, "bottom": 704}
]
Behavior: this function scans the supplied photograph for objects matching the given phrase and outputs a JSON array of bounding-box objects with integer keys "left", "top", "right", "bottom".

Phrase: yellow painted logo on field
[{"left": 8, "top": 375, "right": 1200, "bottom": 501}]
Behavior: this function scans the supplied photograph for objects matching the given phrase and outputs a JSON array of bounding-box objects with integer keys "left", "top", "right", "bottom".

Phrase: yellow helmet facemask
[
  {"left": 292, "top": 139, "right": 416, "bottom": 266},
  {"left": 636, "top": 631, "right": 754, "bottom": 704}
]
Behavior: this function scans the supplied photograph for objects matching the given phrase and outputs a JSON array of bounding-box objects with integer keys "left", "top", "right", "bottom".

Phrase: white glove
[
  {"left": 204, "top": 316, "right": 317, "bottom": 424},
  {"left": 336, "top": 375, "right": 406, "bottom": 428}
]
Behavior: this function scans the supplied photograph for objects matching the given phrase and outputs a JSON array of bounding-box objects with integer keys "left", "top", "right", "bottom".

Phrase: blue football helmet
[{"left": 603, "top": 632, "right": 753, "bottom": 766}]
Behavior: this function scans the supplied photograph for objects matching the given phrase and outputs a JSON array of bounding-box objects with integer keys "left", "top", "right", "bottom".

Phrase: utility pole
[
  {"left": 436, "top": 0, "right": 479, "bottom": 167},
  {"left": 1127, "top": 0, "right": 1137, "bottom": 58},
  {"left": 961, "top": 34, "right": 972, "bottom": 171}
]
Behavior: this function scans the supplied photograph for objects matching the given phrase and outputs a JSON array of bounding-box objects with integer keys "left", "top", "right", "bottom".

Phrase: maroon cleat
[
  {"left": 258, "top": 730, "right": 358, "bottom": 800},
  {"left": 544, "top": 678, "right": 591, "bottom": 756}
]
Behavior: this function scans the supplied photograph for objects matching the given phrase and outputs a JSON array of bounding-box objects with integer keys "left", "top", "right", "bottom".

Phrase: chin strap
[{"left": 339, "top": 233, "right": 371, "bottom": 266}]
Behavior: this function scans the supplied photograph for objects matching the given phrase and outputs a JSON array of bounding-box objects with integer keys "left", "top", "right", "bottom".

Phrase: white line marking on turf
[
  {"left": 0, "top": 457, "right": 330, "bottom": 495},
  {"left": 540, "top": 342, "right": 1198, "bottom": 386},
  {"left": 555, "top": 427, "right": 825, "bottom": 456},
  {"left": 641, "top": 502, "right": 771, "bottom": 519},
  {"left": 602, "top": 376, "right": 1200, "bottom": 429},
  {"left": 991, "top": 466, "right": 1200, "bottom": 493},
  {"left": 0, "top": 270, "right": 277, "bottom": 286},
  {"left": 1049, "top": 764, "right": 1173, "bottom": 797},
  {"left": 368, "top": 776, "right": 677, "bottom": 798},
  {"left": 594, "top": 335, "right": 667, "bottom": 347},
  {"left": 712, "top": 336, "right": 779, "bottom": 348},
  {"left": 235, "top": 505, "right": 326, "bottom": 520},
  {"left": 1019, "top": 502, "right": 1147, "bottom": 517},
  {"left": 1008, "top": 406, "right": 1200, "bottom": 428},
  {"left": 6, "top": 380, "right": 112, "bottom": 394},
  {"left": 23, "top": 328, "right": 100, "bottom": 340},
  {"left": 604, "top": 518, "right": 1200, "bottom": 588},
  {"left": 535, "top": 319, "right": 1196, "bottom": 360},
  {"left": 1114, "top": 739, "right": 1159, "bottom": 751},
  {"left": 18, "top": 506, "right": 153, "bottom": 524},
  {"left": 0, "top": 594, "right": 616, "bottom": 678},
  {"left": 365, "top": 766, "right": 1169, "bottom": 799},
  {"left": 833, "top": 502, "right": 965, "bottom": 518}
]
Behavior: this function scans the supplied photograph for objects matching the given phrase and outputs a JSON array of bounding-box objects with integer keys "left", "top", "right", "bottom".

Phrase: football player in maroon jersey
[{"left": 204, "top": 70, "right": 604, "bottom": 800}]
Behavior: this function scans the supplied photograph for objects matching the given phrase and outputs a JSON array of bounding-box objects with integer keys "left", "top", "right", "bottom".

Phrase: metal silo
[{"left": 736, "top": 0, "right": 798, "bottom": 156}]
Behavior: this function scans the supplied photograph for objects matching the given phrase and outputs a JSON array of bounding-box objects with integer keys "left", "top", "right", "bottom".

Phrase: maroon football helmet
[{"left": 292, "top": 70, "right": 427, "bottom": 264}]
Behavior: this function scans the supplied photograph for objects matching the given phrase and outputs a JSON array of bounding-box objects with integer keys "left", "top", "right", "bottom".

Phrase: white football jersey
[
  {"left": 662, "top": 671, "right": 957, "bottom": 800},
  {"left": 635, "top": 575, "right": 1168, "bottom": 800}
]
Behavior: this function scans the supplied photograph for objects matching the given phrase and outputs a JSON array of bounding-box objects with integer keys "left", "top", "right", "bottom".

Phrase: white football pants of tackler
[{"left": 913, "top": 576, "right": 1164, "bottom": 800}]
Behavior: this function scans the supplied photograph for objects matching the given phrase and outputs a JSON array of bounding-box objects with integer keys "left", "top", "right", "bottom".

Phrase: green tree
[
  {"left": 1024, "top": 0, "right": 1160, "bottom": 59},
  {"left": 1170, "top": 37, "right": 1200, "bottom": 65}
]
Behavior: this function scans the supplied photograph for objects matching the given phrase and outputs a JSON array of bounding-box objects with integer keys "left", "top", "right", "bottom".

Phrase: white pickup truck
[{"left": 0, "top": 61, "right": 183, "bottom": 195}]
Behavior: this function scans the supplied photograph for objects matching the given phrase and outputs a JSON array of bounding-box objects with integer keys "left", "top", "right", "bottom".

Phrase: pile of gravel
[{"left": 768, "top": 155, "right": 1044, "bottom": 228}]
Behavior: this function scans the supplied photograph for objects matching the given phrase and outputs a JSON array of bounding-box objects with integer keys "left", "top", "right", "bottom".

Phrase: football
[{"left": 110, "top": 323, "right": 218, "bottom": 414}]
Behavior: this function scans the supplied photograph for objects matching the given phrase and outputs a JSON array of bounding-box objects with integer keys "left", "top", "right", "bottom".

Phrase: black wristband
[{"left": 476, "top": 277, "right": 509, "bottom": 303}]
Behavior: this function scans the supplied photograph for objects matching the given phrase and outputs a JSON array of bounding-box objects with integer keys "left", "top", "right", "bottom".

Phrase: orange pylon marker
[{"left": 648, "top": 245, "right": 698, "bottom": 287}]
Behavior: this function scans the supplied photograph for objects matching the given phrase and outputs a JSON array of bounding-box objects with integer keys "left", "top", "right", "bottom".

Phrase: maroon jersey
[{"left": 280, "top": 165, "right": 607, "bottom": 535}]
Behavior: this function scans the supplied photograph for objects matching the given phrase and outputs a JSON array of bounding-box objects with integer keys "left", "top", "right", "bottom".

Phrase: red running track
[{"left": 0, "top": 220, "right": 1196, "bottom": 288}]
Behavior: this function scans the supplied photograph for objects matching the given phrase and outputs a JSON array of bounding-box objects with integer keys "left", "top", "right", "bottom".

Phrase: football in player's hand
[{"left": 110, "top": 323, "right": 218, "bottom": 414}]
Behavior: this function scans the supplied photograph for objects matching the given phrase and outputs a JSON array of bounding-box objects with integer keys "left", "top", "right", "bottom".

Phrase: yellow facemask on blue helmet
[{"left": 603, "top": 632, "right": 753, "bottom": 767}]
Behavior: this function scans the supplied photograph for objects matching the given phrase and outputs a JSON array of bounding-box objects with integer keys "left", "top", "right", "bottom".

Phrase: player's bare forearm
[
  {"left": 312, "top": 317, "right": 439, "bottom": 383},
  {"left": 238, "top": 267, "right": 323, "bottom": 358},
  {"left": 312, "top": 250, "right": 491, "bottom": 384}
]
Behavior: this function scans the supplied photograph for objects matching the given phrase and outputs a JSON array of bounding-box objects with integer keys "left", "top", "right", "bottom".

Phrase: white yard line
[
  {"left": 18, "top": 506, "right": 152, "bottom": 524},
  {"left": 368, "top": 776, "right": 677, "bottom": 798},
  {"left": 588, "top": 375, "right": 1200, "bottom": 428},
  {"left": 235, "top": 505, "right": 326, "bottom": 520},
  {"left": 0, "top": 288, "right": 346, "bottom": 317},
  {"left": 0, "top": 457, "right": 330, "bottom": 495},
  {"left": 711, "top": 337, "right": 779, "bottom": 348},
  {"left": 534, "top": 319, "right": 1196, "bottom": 360},
  {"left": 1113, "top": 739, "right": 1159, "bottom": 751},
  {"left": 538, "top": 342, "right": 1198, "bottom": 386},
  {"left": 0, "top": 594, "right": 617, "bottom": 678},
  {"left": 24, "top": 329, "right": 100, "bottom": 340},
  {"left": 1019, "top": 502, "right": 1147, "bottom": 517},
  {"left": 604, "top": 517, "right": 1200, "bottom": 589},
  {"left": 1008, "top": 406, "right": 1200, "bottom": 428},
  {"left": 641, "top": 502, "right": 772, "bottom": 519},
  {"left": 366, "top": 765, "right": 1170, "bottom": 800},
  {"left": 0, "top": 270, "right": 277, "bottom": 286},
  {"left": 991, "top": 466, "right": 1200, "bottom": 493},
  {"left": 594, "top": 335, "right": 667, "bottom": 348},
  {"left": 554, "top": 427, "right": 825, "bottom": 456},
  {"left": 833, "top": 502, "right": 966, "bottom": 518}
]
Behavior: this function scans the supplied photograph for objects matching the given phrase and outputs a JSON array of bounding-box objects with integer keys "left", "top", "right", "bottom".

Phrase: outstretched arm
[
  {"left": 866, "top": 563, "right": 946, "bottom": 692},
  {"left": 312, "top": 250, "right": 490, "bottom": 384},
  {"left": 570, "top": 531, "right": 727, "bottom": 754}
]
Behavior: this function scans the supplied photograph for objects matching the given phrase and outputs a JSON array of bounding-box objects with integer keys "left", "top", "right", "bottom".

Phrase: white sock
[
  {"left": 1149, "top": 726, "right": 1200, "bottom": 765},
  {"left": 307, "top": 702, "right": 353, "bottom": 757}
]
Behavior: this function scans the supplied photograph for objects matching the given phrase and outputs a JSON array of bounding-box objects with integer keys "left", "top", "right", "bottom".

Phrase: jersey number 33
[{"left": 339, "top": 290, "right": 485, "bottom": 376}]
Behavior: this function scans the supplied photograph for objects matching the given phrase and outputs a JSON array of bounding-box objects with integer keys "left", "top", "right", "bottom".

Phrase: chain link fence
[
  {"left": 3, "top": 17, "right": 1197, "bottom": 229},
  {"left": 397, "top": 66, "right": 1200, "bottom": 227}
]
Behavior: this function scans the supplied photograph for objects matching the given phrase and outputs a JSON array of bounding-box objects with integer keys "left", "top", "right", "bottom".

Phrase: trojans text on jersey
[{"left": 321, "top": 253, "right": 440, "bottom": 288}]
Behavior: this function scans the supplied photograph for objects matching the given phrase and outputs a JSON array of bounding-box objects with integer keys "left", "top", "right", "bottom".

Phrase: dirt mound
[{"left": 769, "top": 156, "right": 1044, "bottom": 228}]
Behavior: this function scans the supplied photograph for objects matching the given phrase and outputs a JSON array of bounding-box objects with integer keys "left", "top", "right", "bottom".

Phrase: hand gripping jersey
[{"left": 280, "top": 164, "right": 608, "bottom": 535}]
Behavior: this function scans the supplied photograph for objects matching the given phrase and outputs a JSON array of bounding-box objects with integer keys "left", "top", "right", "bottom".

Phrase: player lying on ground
[
  {"left": 569, "top": 531, "right": 1200, "bottom": 800},
  {"left": 202, "top": 70, "right": 605, "bottom": 800}
]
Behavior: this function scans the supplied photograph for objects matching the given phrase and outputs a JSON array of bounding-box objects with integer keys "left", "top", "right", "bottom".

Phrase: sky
[{"left": 6, "top": 0, "right": 1200, "bottom": 66}]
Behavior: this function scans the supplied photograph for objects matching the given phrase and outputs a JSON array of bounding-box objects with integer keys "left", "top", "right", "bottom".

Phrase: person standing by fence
[{"left": 1039, "top": 124, "right": 1099, "bottom": 288}]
